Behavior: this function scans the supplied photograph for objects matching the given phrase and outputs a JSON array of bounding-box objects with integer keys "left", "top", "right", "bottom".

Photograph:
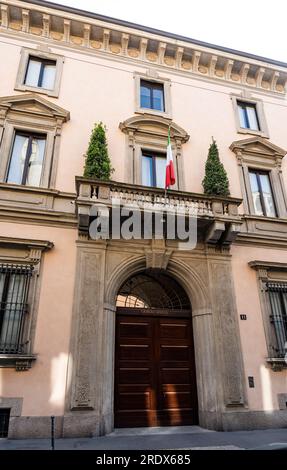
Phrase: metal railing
[
  {"left": 270, "top": 313, "right": 287, "bottom": 358},
  {"left": 0, "top": 264, "right": 33, "bottom": 355}
]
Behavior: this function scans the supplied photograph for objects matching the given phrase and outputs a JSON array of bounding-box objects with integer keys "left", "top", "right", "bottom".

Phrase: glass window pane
[
  {"left": 7, "top": 134, "right": 29, "bottom": 184},
  {"left": 249, "top": 172, "right": 263, "bottom": 215},
  {"left": 41, "top": 64, "right": 56, "bottom": 89},
  {"left": 25, "top": 59, "right": 41, "bottom": 87},
  {"left": 269, "top": 291, "right": 287, "bottom": 357},
  {"left": 140, "top": 85, "right": 151, "bottom": 109},
  {"left": 152, "top": 88, "right": 164, "bottom": 111},
  {"left": 0, "top": 274, "right": 25, "bottom": 351},
  {"left": 246, "top": 106, "right": 259, "bottom": 130},
  {"left": 155, "top": 156, "right": 166, "bottom": 188},
  {"left": 26, "top": 138, "right": 45, "bottom": 186},
  {"left": 142, "top": 155, "right": 153, "bottom": 186},
  {"left": 259, "top": 174, "right": 276, "bottom": 217},
  {"left": 238, "top": 105, "right": 248, "bottom": 128}
]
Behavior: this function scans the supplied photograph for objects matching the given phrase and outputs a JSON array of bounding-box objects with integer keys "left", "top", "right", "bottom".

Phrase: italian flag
[{"left": 165, "top": 128, "right": 175, "bottom": 189}]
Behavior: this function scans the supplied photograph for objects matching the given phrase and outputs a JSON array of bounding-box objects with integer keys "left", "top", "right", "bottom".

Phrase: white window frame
[
  {"left": 15, "top": 48, "right": 64, "bottom": 98},
  {"left": 230, "top": 137, "right": 287, "bottom": 218},
  {"left": 231, "top": 94, "right": 269, "bottom": 138},
  {"left": 2, "top": 126, "right": 51, "bottom": 188},
  {"left": 0, "top": 94, "right": 70, "bottom": 189},
  {"left": 140, "top": 147, "right": 178, "bottom": 190},
  {"left": 134, "top": 71, "right": 172, "bottom": 119}
]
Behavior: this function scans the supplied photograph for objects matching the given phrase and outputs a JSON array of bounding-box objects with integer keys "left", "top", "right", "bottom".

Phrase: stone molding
[
  {"left": 75, "top": 177, "right": 243, "bottom": 246},
  {"left": 0, "top": 397, "right": 23, "bottom": 416},
  {"left": 133, "top": 70, "right": 172, "bottom": 119},
  {"left": 66, "top": 241, "right": 247, "bottom": 435},
  {"left": 230, "top": 93, "right": 269, "bottom": 138},
  {"left": 15, "top": 47, "right": 65, "bottom": 97},
  {"left": 1, "top": 1, "right": 286, "bottom": 94},
  {"left": 144, "top": 239, "right": 173, "bottom": 269},
  {"left": 0, "top": 235, "right": 53, "bottom": 370},
  {"left": 119, "top": 115, "right": 189, "bottom": 190},
  {"left": 0, "top": 181, "right": 77, "bottom": 227},
  {"left": 230, "top": 136, "right": 287, "bottom": 219},
  {"left": 249, "top": 259, "right": 287, "bottom": 370},
  {"left": 0, "top": 93, "right": 70, "bottom": 190}
]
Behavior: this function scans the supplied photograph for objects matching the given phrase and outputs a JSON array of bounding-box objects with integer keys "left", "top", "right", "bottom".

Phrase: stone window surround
[
  {"left": 249, "top": 260, "right": 287, "bottom": 371},
  {"left": 230, "top": 137, "right": 287, "bottom": 218},
  {"left": 119, "top": 115, "right": 189, "bottom": 191},
  {"left": 134, "top": 70, "right": 172, "bottom": 119},
  {"left": 0, "top": 236, "right": 53, "bottom": 371},
  {"left": 15, "top": 47, "right": 65, "bottom": 98},
  {"left": 230, "top": 93, "right": 269, "bottom": 138},
  {"left": 0, "top": 94, "right": 70, "bottom": 189},
  {"left": 0, "top": 397, "right": 23, "bottom": 417}
]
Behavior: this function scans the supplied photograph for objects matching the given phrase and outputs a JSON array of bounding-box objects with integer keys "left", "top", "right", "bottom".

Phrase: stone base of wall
[
  {"left": 6, "top": 410, "right": 287, "bottom": 439},
  {"left": 221, "top": 410, "right": 287, "bottom": 431},
  {"left": 8, "top": 416, "right": 64, "bottom": 439}
]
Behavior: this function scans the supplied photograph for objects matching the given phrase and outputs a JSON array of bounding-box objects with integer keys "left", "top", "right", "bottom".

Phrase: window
[
  {"left": 25, "top": 56, "right": 56, "bottom": 90},
  {"left": 237, "top": 101, "right": 260, "bottom": 131},
  {"left": 134, "top": 72, "right": 172, "bottom": 118},
  {"left": 231, "top": 138, "right": 287, "bottom": 219},
  {"left": 230, "top": 95, "right": 269, "bottom": 137},
  {"left": 15, "top": 48, "right": 64, "bottom": 98},
  {"left": 6, "top": 132, "right": 46, "bottom": 187},
  {"left": 140, "top": 80, "right": 165, "bottom": 112},
  {"left": 0, "top": 94, "right": 69, "bottom": 189},
  {"left": 0, "top": 264, "right": 33, "bottom": 354},
  {"left": 249, "top": 170, "right": 276, "bottom": 217},
  {"left": 267, "top": 283, "right": 287, "bottom": 358},
  {"left": 0, "top": 409, "right": 10, "bottom": 438},
  {"left": 142, "top": 152, "right": 166, "bottom": 188}
]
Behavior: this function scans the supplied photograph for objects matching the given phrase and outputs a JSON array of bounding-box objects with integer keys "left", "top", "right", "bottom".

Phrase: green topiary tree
[
  {"left": 83, "top": 122, "right": 114, "bottom": 180},
  {"left": 202, "top": 138, "right": 230, "bottom": 196}
]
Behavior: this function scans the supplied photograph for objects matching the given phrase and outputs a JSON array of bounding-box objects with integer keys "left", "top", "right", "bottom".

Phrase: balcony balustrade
[{"left": 75, "top": 177, "right": 243, "bottom": 245}]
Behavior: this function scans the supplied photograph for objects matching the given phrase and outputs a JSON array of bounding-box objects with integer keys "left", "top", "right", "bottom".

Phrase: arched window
[{"left": 116, "top": 270, "right": 190, "bottom": 310}]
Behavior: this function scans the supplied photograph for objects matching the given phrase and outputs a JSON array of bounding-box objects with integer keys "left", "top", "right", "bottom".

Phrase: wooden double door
[{"left": 114, "top": 309, "right": 198, "bottom": 428}]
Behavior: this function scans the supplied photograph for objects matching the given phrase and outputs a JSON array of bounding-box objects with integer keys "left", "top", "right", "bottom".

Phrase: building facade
[{"left": 0, "top": 0, "right": 286, "bottom": 438}]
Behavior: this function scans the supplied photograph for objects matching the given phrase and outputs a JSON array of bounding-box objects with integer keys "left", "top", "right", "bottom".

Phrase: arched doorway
[{"left": 114, "top": 269, "right": 198, "bottom": 428}]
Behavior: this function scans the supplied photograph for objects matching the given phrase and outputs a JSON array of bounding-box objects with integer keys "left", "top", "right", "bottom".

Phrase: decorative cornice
[
  {"left": 230, "top": 136, "right": 287, "bottom": 158},
  {"left": 1, "top": 0, "right": 287, "bottom": 94},
  {"left": 0, "top": 236, "right": 54, "bottom": 251},
  {"left": 249, "top": 260, "right": 287, "bottom": 271},
  {"left": 0, "top": 93, "right": 70, "bottom": 121},
  {"left": 119, "top": 115, "right": 190, "bottom": 143}
]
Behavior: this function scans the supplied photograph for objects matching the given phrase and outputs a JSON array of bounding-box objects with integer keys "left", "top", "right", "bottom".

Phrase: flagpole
[{"left": 165, "top": 123, "right": 172, "bottom": 204}]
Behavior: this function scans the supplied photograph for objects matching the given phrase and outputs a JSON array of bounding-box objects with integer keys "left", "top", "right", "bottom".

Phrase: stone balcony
[{"left": 76, "top": 177, "right": 243, "bottom": 245}]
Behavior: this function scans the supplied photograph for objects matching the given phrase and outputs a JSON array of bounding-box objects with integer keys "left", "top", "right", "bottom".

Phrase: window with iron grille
[
  {"left": 0, "top": 264, "right": 33, "bottom": 354},
  {"left": 267, "top": 283, "right": 287, "bottom": 358},
  {"left": 0, "top": 408, "right": 10, "bottom": 438}
]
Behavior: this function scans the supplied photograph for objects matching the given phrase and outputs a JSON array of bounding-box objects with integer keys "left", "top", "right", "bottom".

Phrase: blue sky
[{"left": 46, "top": 0, "right": 287, "bottom": 62}]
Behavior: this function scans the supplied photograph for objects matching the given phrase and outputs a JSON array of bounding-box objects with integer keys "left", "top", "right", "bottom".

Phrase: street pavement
[{"left": 0, "top": 426, "right": 287, "bottom": 450}]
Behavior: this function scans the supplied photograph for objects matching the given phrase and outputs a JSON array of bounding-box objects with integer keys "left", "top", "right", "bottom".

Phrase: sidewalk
[{"left": 0, "top": 426, "right": 287, "bottom": 450}]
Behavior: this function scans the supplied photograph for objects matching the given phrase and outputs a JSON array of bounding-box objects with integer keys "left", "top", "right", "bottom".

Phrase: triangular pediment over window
[
  {"left": 230, "top": 136, "right": 286, "bottom": 159},
  {"left": 119, "top": 115, "right": 189, "bottom": 143},
  {"left": 0, "top": 93, "right": 70, "bottom": 122}
]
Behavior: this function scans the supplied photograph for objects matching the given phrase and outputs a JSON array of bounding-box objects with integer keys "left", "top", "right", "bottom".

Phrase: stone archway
[{"left": 65, "top": 243, "right": 246, "bottom": 437}]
